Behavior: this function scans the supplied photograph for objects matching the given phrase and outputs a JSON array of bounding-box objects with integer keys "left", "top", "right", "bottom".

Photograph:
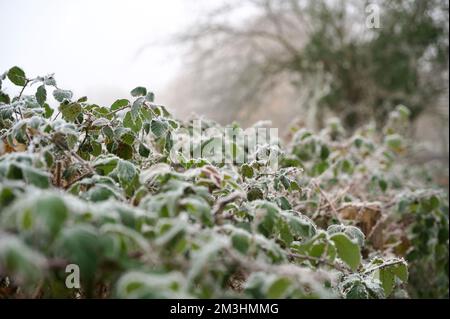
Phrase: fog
[{"left": 0, "top": 0, "right": 214, "bottom": 106}]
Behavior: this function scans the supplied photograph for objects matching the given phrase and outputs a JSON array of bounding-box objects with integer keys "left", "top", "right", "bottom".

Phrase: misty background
[
  {"left": 0, "top": 0, "right": 214, "bottom": 105},
  {"left": 1, "top": 0, "right": 448, "bottom": 165}
]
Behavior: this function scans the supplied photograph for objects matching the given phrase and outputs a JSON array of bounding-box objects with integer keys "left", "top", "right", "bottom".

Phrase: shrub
[{"left": 0, "top": 67, "right": 448, "bottom": 298}]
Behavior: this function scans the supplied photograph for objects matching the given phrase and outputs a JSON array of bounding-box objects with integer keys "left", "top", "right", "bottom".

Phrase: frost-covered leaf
[
  {"left": 53, "top": 89, "right": 73, "bottom": 102},
  {"left": 330, "top": 233, "right": 361, "bottom": 271},
  {"left": 130, "top": 86, "right": 147, "bottom": 97}
]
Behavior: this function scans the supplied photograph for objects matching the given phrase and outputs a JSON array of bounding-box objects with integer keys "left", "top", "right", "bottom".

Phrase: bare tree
[{"left": 171, "top": 0, "right": 448, "bottom": 130}]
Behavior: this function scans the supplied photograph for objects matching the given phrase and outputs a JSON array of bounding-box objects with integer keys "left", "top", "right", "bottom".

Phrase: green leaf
[
  {"left": 91, "top": 140, "right": 102, "bottom": 156},
  {"left": 327, "top": 225, "right": 365, "bottom": 248},
  {"left": 116, "top": 271, "right": 186, "bottom": 298},
  {"left": 130, "top": 86, "right": 147, "bottom": 97},
  {"left": 379, "top": 269, "right": 395, "bottom": 296},
  {"left": 138, "top": 142, "right": 150, "bottom": 157},
  {"left": 247, "top": 187, "right": 264, "bottom": 201},
  {"left": 341, "top": 159, "right": 353, "bottom": 174},
  {"left": 231, "top": 230, "right": 251, "bottom": 254},
  {"left": 283, "top": 212, "right": 317, "bottom": 240},
  {"left": 277, "top": 196, "right": 292, "bottom": 210},
  {"left": 102, "top": 126, "right": 114, "bottom": 139},
  {"left": 59, "top": 102, "right": 82, "bottom": 122},
  {"left": 252, "top": 201, "right": 279, "bottom": 237},
  {"left": 396, "top": 104, "right": 411, "bottom": 119},
  {"left": 43, "top": 75, "right": 56, "bottom": 86},
  {"left": 123, "top": 111, "right": 142, "bottom": 133},
  {"left": 428, "top": 195, "right": 440, "bottom": 211},
  {"left": 384, "top": 134, "right": 403, "bottom": 152},
  {"left": 343, "top": 278, "right": 369, "bottom": 299},
  {"left": 378, "top": 178, "right": 388, "bottom": 192},
  {"left": 320, "top": 145, "right": 330, "bottom": 160},
  {"left": 0, "top": 186, "right": 15, "bottom": 208},
  {"left": 123, "top": 111, "right": 134, "bottom": 128},
  {"left": 330, "top": 233, "right": 361, "bottom": 271},
  {"left": 131, "top": 97, "right": 144, "bottom": 120},
  {"left": 118, "top": 130, "right": 135, "bottom": 146},
  {"left": 43, "top": 103, "right": 54, "bottom": 118},
  {"left": 150, "top": 119, "right": 167, "bottom": 138},
  {"left": 35, "top": 194, "right": 68, "bottom": 236},
  {"left": 145, "top": 91, "right": 155, "bottom": 102},
  {"left": 93, "top": 156, "right": 119, "bottom": 175},
  {"left": 7, "top": 66, "right": 27, "bottom": 86},
  {"left": 43, "top": 150, "right": 54, "bottom": 167},
  {"left": 86, "top": 184, "right": 120, "bottom": 202},
  {"left": 313, "top": 161, "right": 329, "bottom": 176},
  {"left": 116, "top": 160, "right": 138, "bottom": 189},
  {"left": 266, "top": 277, "right": 291, "bottom": 298},
  {"left": 111, "top": 99, "right": 129, "bottom": 111},
  {"left": 391, "top": 262, "right": 408, "bottom": 282},
  {"left": 53, "top": 89, "right": 73, "bottom": 102},
  {"left": 0, "top": 235, "right": 45, "bottom": 285},
  {"left": 280, "top": 175, "right": 291, "bottom": 189},
  {"left": 21, "top": 166, "right": 50, "bottom": 188},
  {"left": 56, "top": 225, "right": 101, "bottom": 284},
  {"left": 240, "top": 163, "right": 254, "bottom": 178},
  {"left": 36, "top": 85, "right": 47, "bottom": 106},
  {"left": 0, "top": 91, "right": 11, "bottom": 104}
]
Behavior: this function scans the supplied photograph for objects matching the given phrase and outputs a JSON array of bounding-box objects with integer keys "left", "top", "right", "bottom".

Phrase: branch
[
  {"left": 63, "top": 169, "right": 94, "bottom": 190},
  {"left": 312, "top": 180, "right": 343, "bottom": 223}
]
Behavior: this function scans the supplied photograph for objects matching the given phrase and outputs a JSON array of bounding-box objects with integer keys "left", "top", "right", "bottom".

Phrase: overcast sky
[{"left": 0, "top": 0, "right": 215, "bottom": 106}]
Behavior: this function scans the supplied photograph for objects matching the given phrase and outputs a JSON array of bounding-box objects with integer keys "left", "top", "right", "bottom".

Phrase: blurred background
[{"left": 1, "top": 0, "right": 448, "bottom": 165}]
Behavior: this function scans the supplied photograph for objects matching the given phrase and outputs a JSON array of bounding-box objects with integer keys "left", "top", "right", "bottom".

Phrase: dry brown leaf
[{"left": 338, "top": 202, "right": 384, "bottom": 248}]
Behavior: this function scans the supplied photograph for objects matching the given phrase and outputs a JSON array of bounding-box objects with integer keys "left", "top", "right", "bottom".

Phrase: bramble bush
[{"left": 0, "top": 67, "right": 448, "bottom": 298}]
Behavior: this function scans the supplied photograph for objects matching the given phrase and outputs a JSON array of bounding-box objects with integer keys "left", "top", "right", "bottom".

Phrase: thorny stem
[{"left": 312, "top": 180, "right": 343, "bottom": 224}]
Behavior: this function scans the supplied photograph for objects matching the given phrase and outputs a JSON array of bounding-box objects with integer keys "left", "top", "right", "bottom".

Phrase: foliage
[{"left": 0, "top": 67, "right": 448, "bottom": 298}]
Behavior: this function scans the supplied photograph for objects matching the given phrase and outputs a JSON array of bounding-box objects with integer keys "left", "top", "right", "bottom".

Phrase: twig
[
  {"left": 63, "top": 169, "right": 94, "bottom": 190},
  {"left": 17, "top": 79, "right": 30, "bottom": 100},
  {"left": 318, "top": 183, "right": 352, "bottom": 211},
  {"left": 366, "top": 214, "right": 387, "bottom": 242},
  {"left": 55, "top": 161, "right": 62, "bottom": 187},
  {"left": 31, "top": 280, "right": 44, "bottom": 299},
  {"left": 312, "top": 180, "right": 342, "bottom": 223},
  {"left": 52, "top": 111, "right": 60, "bottom": 121}
]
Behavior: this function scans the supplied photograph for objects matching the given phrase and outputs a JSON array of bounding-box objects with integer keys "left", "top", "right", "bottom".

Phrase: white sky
[{"left": 0, "top": 0, "right": 215, "bottom": 106}]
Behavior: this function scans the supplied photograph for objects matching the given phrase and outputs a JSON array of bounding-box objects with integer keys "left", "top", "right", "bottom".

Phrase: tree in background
[{"left": 177, "top": 0, "right": 448, "bottom": 130}]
